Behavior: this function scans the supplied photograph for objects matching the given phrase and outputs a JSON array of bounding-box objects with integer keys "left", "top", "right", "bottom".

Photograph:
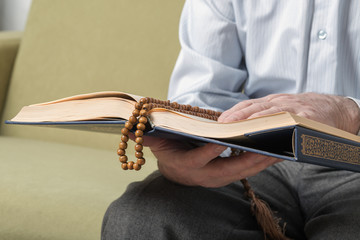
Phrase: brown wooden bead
[
  {"left": 121, "top": 128, "right": 129, "bottom": 135},
  {"left": 137, "top": 158, "right": 145, "bottom": 165},
  {"left": 125, "top": 121, "right": 133, "bottom": 129},
  {"left": 140, "top": 98, "right": 147, "bottom": 104},
  {"left": 133, "top": 163, "right": 141, "bottom": 171},
  {"left": 139, "top": 109, "right": 147, "bottom": 116},
  {"left": 119, "top": 155, "right": 128, "bottom": 163},
  {"left": 121, "top": 135, "right": 129, "bottom": 142},
  {"left": 135, "top": 130, "right": 143, "bottom": 137},
  {"left": 135, "top": 137, "right": 144, "bottom": 144},
  {"left": 127, "top": 161, "right": 134, "bottom": 170},
  {"left": 170, "top": 102, "right": 178, "bottom": 108},
  {"left": 121, "top": 163, "right": 128, "bottom": 170},
  {"left": 135, "top": 151, "right": 143, "bottom": 158},
  {"left": 119, "top": 142, "right": 127, "bottom": 150},
  {"left": 139, "top": 116, "right": 148, "bottom": 124},
  {"left": 135, "top": 102, "right": 142, "bottom": 110},
  {"left": 132, "top": 109, "right": 140, "bottom": 117},
  {"left": 137, "top": 123, "right": 146, "bottom": 131},
  {"left": 135, "top": 144, "right": 143, "bottom": 152},
  {"left": 129, "top": 115, "right": 137, "bottom": 124},
  {"left": 117, "top": 149, "right": 125, "bottom": 156},
  {"left": 142, "top": 103, "right": 150, "bottom": 110}
]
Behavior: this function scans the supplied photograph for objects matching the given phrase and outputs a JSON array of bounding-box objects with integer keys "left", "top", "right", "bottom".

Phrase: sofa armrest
[{"left": 0, "top": 31, "right": 22, "bottom": 118}]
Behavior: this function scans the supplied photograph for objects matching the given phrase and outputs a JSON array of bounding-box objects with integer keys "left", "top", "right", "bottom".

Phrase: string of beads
[{"left": 117, "top": 97, "right": 221, "bottom": 170}]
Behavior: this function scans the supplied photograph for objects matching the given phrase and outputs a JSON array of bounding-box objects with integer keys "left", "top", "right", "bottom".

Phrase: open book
[{"left": 7, "top": 91, "right": 360, "bottom": 172}]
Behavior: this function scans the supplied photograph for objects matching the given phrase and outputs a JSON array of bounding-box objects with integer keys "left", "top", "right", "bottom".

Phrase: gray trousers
[{"left": 102, "top": 161, "right": 360, "bottom": 240}]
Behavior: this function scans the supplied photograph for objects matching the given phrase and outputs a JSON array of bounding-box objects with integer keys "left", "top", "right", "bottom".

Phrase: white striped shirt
[{"left": 168, "top": 0, "right": 360, "bottom": 114}]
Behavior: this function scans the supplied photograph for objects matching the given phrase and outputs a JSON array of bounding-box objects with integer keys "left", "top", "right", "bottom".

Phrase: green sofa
[{"left": 0, "top": 1, "right": 183, "bottom": 239}]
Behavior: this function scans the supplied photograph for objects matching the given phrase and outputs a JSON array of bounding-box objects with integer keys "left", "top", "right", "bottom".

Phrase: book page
[
  {"left": 149, "top": 110, "right": 360, "bottom": 142},
  {"left": 31, "top": 91, "right": 142, "bottom": 106},
  {"left": 11, "top": 97, "right": 135, "bottom": 122},
  {"left": 149, "top": 111, "right": 298, "bottom": 139}
]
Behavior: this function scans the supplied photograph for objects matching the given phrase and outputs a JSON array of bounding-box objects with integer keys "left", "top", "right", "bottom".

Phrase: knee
[{"left": 101, "top": 171, "right": 177, "bottom": 238}]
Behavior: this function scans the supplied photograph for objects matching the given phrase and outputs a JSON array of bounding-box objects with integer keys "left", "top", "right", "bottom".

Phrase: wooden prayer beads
[
  {"left": 118, "top": 98, "right": 150, "bottom": 171},
  {"left": 117, "top": 97, "right": 222, "bottom": 171}
]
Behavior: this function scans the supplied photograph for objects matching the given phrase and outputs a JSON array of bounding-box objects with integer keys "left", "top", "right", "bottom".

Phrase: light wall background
[{"left": 0, "top": 0, "right": 32, "bottom": 31}]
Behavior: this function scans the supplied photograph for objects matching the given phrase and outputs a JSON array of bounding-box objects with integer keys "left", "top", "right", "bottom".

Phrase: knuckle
[
  {"left": 233, "top": 112, "right": 247, "bottom": 120},
  {"left": 267, "top": 93, "right": 291, "bottom": 102},
  {"left": 269, "top": 105, "right": 284, "bottom": 112},
  {"left": 298, "top": 109, "right": 315, "bottom": 119}
]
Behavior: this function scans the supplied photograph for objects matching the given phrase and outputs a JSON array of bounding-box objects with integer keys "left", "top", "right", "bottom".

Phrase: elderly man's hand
[
  {"left": 141, "top": 136, "right": 280, "bottom": 188},
  {"left": 219, "top": 93, "right": 360, "bottom": 134}
]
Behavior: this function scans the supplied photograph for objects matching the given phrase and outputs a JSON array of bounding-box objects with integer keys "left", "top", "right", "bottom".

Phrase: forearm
[{"left": 168, "top": 0, "right": 248, "bottom": 112}]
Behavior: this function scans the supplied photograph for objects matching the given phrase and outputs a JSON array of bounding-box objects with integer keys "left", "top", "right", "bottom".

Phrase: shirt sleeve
[{"left": 168, "top": 0, "right": 248, "bottom": 112}]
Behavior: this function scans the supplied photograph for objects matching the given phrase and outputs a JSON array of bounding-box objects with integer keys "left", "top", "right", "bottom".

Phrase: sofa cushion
[
  {"left": 0, "top": 32, "right": 21, "bottom": 120},
  {"left": 0, "top": 136, "right": 158, "bottom": 240},
  {"left": 1, "top": 0, "right": 183, "bottom": 148}
]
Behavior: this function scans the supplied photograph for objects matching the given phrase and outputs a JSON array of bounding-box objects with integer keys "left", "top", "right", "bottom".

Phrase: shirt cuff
[{"left": 346, "top": 97, "right": 360, "bottom": 136}]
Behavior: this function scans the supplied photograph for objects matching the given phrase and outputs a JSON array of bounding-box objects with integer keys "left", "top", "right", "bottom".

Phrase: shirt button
[{"left": 318, "top": 29, "right": 327, "bottom": 40}]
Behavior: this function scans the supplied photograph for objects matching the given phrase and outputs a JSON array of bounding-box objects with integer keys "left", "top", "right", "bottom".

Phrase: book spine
[{"left": 295, "top": 126, "right": 360, "bottom": 172}]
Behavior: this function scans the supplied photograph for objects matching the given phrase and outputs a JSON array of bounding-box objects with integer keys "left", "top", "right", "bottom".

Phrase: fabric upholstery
[
  {"left": 0, "top": 136, "right": 158, "bottom": 239},
  {"left": 0, "top": 32, "right": 21, "bottom": 120},
  {"left": 0, "top": 0, "right": 184, "bottom": 239},
  {"left": 1, "top": 0, "right": 183, "bottom": 150}
]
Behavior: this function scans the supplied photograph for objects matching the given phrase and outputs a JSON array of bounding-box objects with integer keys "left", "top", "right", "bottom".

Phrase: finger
[
  {"left": 196, "top": 152, "right": 280, "bottom": 188},
  {"left": 218, "top": 100, "right": 253, "bottom": 122},
  {"left": 218, "top": 97, "right": 270, "bottom": 122},
  {"left": 247, "top": 106, "right": 287, "bottom": 119},
  {"left": 220, "top": 102, "right": 273, "bottom": 123},
  {"left": 153, "top": 141, "right": 227, "bottom": 169},
  {"left": 156, "top": 143, "right": 228, "bottom": 186},
  {"left": 221, "top": 98, "right": 265, "bottom": 118},
  {"left": 183, "top": 143, "right": 228, "bottom": 169},
  {"left": 218, "top": 94, "right": 298, "bottom": 123},
  {"left": 141, "top": 135, "right": 168, "bottom": 148}
]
